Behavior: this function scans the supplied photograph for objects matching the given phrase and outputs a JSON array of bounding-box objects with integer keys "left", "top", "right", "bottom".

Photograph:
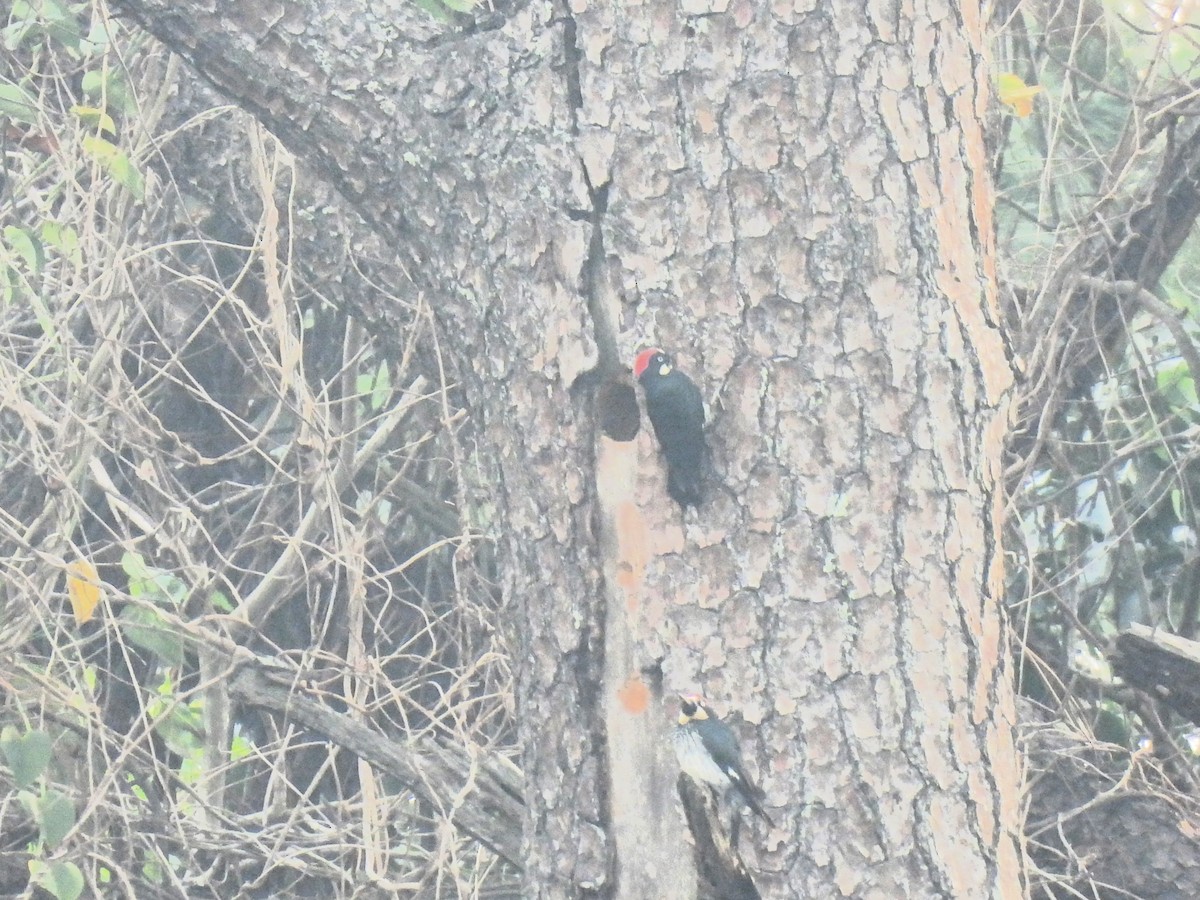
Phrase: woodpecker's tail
[
  {"left": 740, "top": 787, "right": 775, "bottom": 828},
  {"left": 667, "top": 463, "right": 704, "bottom": 508}
]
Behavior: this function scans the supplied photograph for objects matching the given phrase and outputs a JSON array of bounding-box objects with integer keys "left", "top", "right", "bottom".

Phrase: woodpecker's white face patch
[
  {"left": 658, "top": 363, "right": 672, "bottom": 376},
  {"left": 678, "top": 695, "right": 709, "bottom": 724}
]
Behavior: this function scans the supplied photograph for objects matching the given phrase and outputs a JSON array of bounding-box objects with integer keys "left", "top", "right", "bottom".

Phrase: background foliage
[
  {"left": 997, "top": 0, "right": 1200, "bottom": 893},
  {"left": 0, "top": 3, "right": 510, "bottom": 896}
]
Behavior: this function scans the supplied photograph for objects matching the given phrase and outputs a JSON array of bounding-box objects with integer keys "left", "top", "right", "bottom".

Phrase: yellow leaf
[
  {"left": 69, "top": 105, "right": 116, "bottom": 135},
  {"left": 997, "top": 72, "right": 1044, "bottom": 118},
  {"left": 67, "top": 560, "right": 103, "bottom": 625}
]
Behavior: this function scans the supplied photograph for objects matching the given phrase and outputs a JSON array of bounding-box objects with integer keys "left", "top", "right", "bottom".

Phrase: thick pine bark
[{"left": 108, "top": 0, "right": 1023, "bottom": 896}]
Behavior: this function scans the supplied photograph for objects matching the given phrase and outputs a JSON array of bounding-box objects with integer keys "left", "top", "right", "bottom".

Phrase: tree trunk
[{"left": 108, "top": 0, "right": 1024, "bottom": 895}]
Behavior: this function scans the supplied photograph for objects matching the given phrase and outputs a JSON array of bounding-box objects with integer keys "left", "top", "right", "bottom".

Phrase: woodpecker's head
[
  {"left": 634, "top": 348, "right": 672, "bottom": 381},
  {"left": 678, "top": 693, "right": 714, "bottom": 726}
]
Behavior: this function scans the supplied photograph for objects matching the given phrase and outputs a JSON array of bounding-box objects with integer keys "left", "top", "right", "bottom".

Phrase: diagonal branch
[{"left": 226, "top": 661, "right": 525, "bottom": 867}]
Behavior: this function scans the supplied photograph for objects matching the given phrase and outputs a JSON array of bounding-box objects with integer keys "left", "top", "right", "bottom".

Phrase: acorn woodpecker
[
  {"left": 633, "top": 348, "right": 708, "bottom": 508},
  {"left": 672, "top": 694, "right": 773, "bottom": 826}
]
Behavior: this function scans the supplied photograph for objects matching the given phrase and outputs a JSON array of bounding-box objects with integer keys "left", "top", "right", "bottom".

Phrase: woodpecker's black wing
[
  {"left": 727, "top": 764, "right": 774, "bottom": 826},
  {"left": 694, "top": 716, "right": 774, "bottom": 827},
  {"left": 642, "top": 370, "right": 708, "bottom": 507}
]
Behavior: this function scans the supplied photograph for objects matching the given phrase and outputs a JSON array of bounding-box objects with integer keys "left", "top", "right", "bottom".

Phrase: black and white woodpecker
[{"left": 672, "top": 694, "right": 773, "bottom": 826}]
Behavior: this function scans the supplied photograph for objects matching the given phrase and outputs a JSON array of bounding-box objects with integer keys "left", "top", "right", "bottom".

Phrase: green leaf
[
  {"left": 81, "top": 132, "right": 118, "bottom": 161},
  {"left": 120, "top": 550, "right": 150, "bottom": 583},
  {"left": 3, "top": 225, "right": 45, "bottom": 275},
  {"left": 0, "top": 80, "right": 39, "bottom": 124},
  {"left": 17, "top": 788, "right": 37, "bottom": 820},
  {"left": 118, "top": 606, "right": 186, "bottom": 667},
  {"left": 155, "top": 701, "right": 204, "bottom": 758},
  {"left": 2, "top": 0, "right": 43, "bottom": 51},
  {"left": 3, "top": 0, "right": 81, "bottom": 52},
  {"left": 142, "top": 856, "right": 165, "bottom": 884},
  {"left": 81, "top": 135, "right": 144, "bottom": 199},
  {"left": 412, "top": 0, "right": 453, "bottom": 20},
  {"left": 80, "top": 67, "right": 136, "bottom": 116},
  {"left": 152, "top": 569, "right": 188, "bottom": 606},
  {"left": 39, "top": 788, "right": 76, "bottom": 848},
  {"left": 356, "top": 359, "right": 392, "bottom": 411},
  {"left": 41, "top": 221, "right": 82, "bottom": 268},
  {"left": 1, "top": 727, "right": 52, "bottom": 789},
  {"left": 80, "top": 69, "right": 103, "bottom": 96},
  {"left": 376, "top": 497, "right": 392, "bottom": 524},
  {"left": 0, "top": 265, "right": 16, "bottom": 305},
  {"left": 122, "top": 552, "right": 186, "bottom": 606},
  {"left": 370, "top": 360, "right": 391, "bottom": 410},
  {"left": 2, "top": 2, "right": 36, "bottom": 50},
  {"left": 178, "top": 745, "right": 204, "bottom": 785},
  {"left": 38, "top": 0, "right": 82, "bottom": 51},
  {"left": 106, "top": 151, "right": 143, "bottom": 196},
  {"left": 81, "top": 16, "right": 115, "bottom": 56},
  {"left": 230, "top": 733, "right": 253, "bottom": 762},
  {"left": 1156, "top": 359, "right": 1198, "bottom": 408},
  {"left": 39, "top": 860, "right": 84, "bottom": 900},
  {"left": 209, "top": 590, "right": 234, "bottom": 613},
  {"left": 156, "top": 670, "right": 174, "bottom": 697},
  {"left": 125, "top": 773, "right": 148, "bottom": 803}
]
